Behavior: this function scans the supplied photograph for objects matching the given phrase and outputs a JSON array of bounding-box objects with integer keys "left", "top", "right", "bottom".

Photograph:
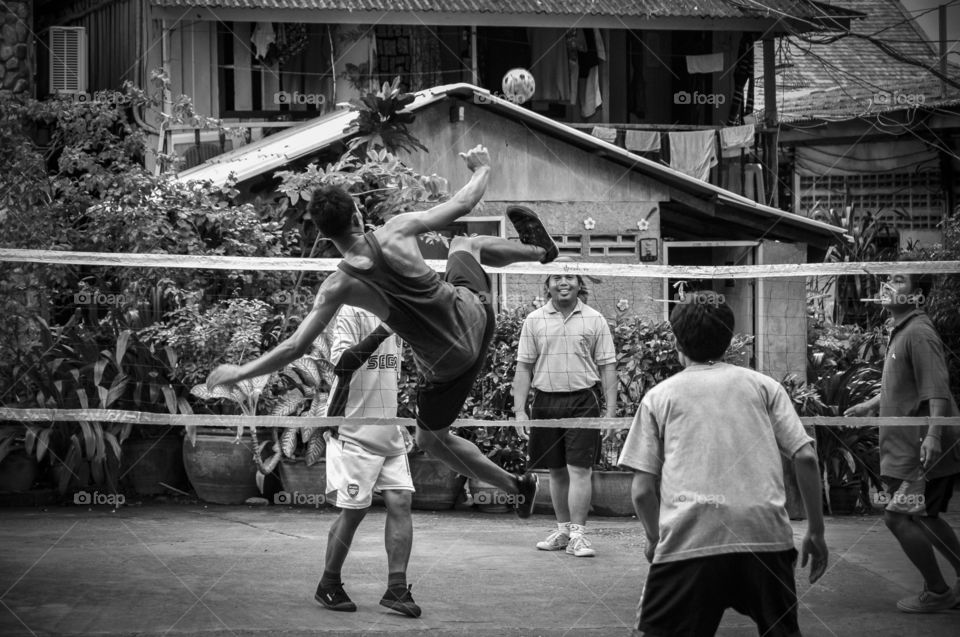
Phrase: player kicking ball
[{"left": 208, "top": 145, "right": 554, "bottom": 520}]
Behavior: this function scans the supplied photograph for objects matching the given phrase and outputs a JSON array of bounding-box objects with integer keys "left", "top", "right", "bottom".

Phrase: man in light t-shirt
[
  {"left": 619, "top": 292, "right": 827, "bottom": 636},
  {"left": 313, "top": 305, "right": 420, "bottom": 618}
]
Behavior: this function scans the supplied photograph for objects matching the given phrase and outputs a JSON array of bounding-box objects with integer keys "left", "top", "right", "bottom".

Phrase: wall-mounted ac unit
[{"left": 49, "top": 26, "right": 87, "bottom": 94}]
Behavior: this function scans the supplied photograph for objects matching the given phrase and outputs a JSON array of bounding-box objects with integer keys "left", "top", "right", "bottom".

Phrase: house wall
[
  {"left": 0, "top": 0, "right": 31, "bottom": 95},
  {"left": 757, "top": 240, "right": 807, "bottom": 381},
  {"left": 397, "top": 102, "right": 667, "bottom": 321}
]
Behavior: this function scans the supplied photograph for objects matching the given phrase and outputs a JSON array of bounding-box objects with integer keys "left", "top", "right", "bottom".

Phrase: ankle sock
[
  {"left": 388, "top": 572, "right": 407, "bottom": 590},
  {"left": 569, "top": 523, "right": 586, "bottom": 539},
  {"left": 320, "top": 569, "right": 341, "bottom": 588},
  {"left": 557, "top": 521, "right": 571, "bottom": 536}
]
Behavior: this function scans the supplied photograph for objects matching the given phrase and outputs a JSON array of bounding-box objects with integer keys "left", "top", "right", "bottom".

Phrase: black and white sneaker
[
  {"left": 515, "top": 471, "right": 539, "bottom": 519},
  {"left": 315, "top": 582, "right": 357, "bottom": 612},
  {"left": 379, "top": 584, "right": 422, "bottom": 618},
  {"left": 507, "top": 205, "right": 559, "bottom": 264}
]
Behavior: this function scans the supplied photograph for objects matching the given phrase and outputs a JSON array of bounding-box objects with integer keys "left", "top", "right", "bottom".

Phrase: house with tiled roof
[
  {"left": 754, "top": 0, "right": 960, "bottom": 246},
  {"left": 34, "top": 0, "right": 858, "bottom": 193}
]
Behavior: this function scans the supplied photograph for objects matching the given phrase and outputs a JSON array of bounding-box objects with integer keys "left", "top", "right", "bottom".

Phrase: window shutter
[{"left": 49, "top": 27, "right": 87, "bottom": 93}]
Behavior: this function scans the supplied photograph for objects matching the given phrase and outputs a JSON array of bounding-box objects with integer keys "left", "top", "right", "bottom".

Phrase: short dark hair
[
  {"left": 896, "top": 250, "right": 933, "bottom": 300},
  {"left": 669, "top": 292, "right": 735, "bottom": 362},
  {"left": 308, "top": 185, "right": 357, "bottom": 238}
]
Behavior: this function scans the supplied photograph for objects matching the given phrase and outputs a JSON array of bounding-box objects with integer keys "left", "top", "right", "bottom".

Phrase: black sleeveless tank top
[{"left": 337, "top": 232, "right": 484, "bottom": 382}]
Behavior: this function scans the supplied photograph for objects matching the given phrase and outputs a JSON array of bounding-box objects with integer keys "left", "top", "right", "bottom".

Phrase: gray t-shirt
[{"left": 618, "top": 362, "right": 812, "bottom": 564}]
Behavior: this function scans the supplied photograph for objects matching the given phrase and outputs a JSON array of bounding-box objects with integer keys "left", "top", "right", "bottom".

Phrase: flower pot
[
  {"left": 828, "top": 484, "right": 860, "bottom": 514},
  {"left": 122, "top": 437, "right": 188, "bottom": 495},
  {"left": 532, "top": 469, "right": 553, "bottom": 515},
  {"left": 182, "top": 432, "right": 260, "bottom": 505},
  {"left": 0, "top": 449, "right": 38, "bottom": 493},
  {"left": 467, "top": 477, "right": 512, "bottom": 513},
  {"left": 408, "top": 453, "right": 465, "bottom": 510},
  {"left": 590, "top": 470, "right": 635, "bottom": 517},
  {"left": 277, "top": 459, "right": 329, "bottom": 508}
]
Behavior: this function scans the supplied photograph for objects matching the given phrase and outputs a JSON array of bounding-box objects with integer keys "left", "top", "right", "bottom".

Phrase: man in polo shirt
[
  {"left": 845, "top": 261, "right": 960, "bottom": 612},
  {"left": 513, "top": 260, "right": 617, "bottom": 557}
]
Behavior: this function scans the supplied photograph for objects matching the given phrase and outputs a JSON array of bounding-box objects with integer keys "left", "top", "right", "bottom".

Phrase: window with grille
[{"left": 797, "top": 172, "right": 943, "bottom": 229}]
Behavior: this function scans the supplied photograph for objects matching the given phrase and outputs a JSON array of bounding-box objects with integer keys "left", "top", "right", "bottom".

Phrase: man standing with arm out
[
  {"left": 513, "top": 264, "right": 617, "bottom": 557},
  {"left": 845, "top": 263, "right": 960, "bottom": 612},
  {"left": 314, "top": 305, "right": 421, "bottom": 617},
  {"left": 620, "top": 292, "right": 827, "bottom": 636}
]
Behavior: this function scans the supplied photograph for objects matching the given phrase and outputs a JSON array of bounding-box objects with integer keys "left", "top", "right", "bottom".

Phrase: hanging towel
[
  {"left": 251, "top": 22, "right": 276, "bottom": 59},
  {"left": 720, "top": 124, "right": 755, "bottom": 157},
  {"left": 591, "top": 126, "right": 617, "bottom": 143},
  {"left": 686, "top": 52, "right": 724, "bottom": 74},
  {"left": 624, "top": 130, "right": 661, "bottom": 153},
  {"left": 530, "top": 28, "right": 571, "bottom": 102},
  {"left": 578, "top": 29, "right": 604, "bottom": 117},
  {"left": 668, "top": 130, "right": 718, "bottom": 181}
]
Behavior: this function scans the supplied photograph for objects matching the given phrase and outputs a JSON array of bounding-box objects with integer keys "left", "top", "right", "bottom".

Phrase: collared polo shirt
[
  {"left": 879, "top": 309, "right": 960, "bottom": 479},
  {"left": 517, "top": 299, "right": 616, "bottom": 392}
]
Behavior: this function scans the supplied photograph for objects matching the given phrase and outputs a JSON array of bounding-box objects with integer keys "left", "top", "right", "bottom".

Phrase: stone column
[{"left": 0, "top": 0, "right": 32, "bottom": 96}]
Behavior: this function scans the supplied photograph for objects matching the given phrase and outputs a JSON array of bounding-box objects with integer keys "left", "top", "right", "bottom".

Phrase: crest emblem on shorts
[{"left": 347, "top": 483, "right": 359, "bottom": 497}]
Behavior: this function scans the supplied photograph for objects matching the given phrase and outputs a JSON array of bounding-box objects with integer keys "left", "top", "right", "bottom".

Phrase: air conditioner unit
[{"left": 49, "top": 26, "right": 88, "bottom": 94}]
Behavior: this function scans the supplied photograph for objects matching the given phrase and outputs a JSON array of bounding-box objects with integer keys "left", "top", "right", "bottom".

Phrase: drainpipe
[
  {"left": 131, "top": 0, "right": 158, "bottom": 137},
  {"left": 470, "top": 26, "right": 478, "bottom": 85}
]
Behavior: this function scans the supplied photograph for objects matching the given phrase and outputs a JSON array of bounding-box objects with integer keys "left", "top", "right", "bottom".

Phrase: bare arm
[
  {"left": 512, "top": 361, "right": 534, "bottom": 439},
  {"left": 206, "top": 276, "right": 347, "bottom": 389},
  {"left": 921, "top": 397, "right": 950, "bottom": 470},
  {"left": 390, "top": 145, "right": 490, "bottom": 236},
  {"left": 599, "top": 362, "right": 618, "bottom": 419},
  {"left": 792, "top": 442, "right": 828, "bottom": 584},
  {"left": 843, "top": 394, "right": 879, "bottom": 417},
  {"left": 631, "top": 471, "right": 660, "bottom": 562}
]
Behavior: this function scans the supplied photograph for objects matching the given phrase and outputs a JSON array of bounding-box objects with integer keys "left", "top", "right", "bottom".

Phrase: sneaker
[
  {"left": 315, "top": 582, "right": 357, "bottom": 612},
  {"left": 507, "top": 205, "right": 559, "bottom": 264},
  {"left": 515, "top": 472, "right": 539, "bottom": 519},
  {"left": 379, "top": 584, "right": 422, "bottom": 618},
  {"left": 566, "top": 535, "right": 597, "bottom": 557},
  {"left": 536, "top": 530, "right": 570, "bottom": 551},
  {"left": 896, "top": 585, "right": 955, "bottom": 613}
]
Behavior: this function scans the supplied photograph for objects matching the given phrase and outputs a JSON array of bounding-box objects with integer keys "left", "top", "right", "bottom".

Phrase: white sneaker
[
  {"left": 536, "top": 530, "right": 570, "bottom": 551},
  {"left": 566, "top": 534, "right": 596, "bottom": 557}
]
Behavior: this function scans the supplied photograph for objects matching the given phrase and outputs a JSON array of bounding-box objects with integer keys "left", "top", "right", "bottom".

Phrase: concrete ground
[{"left": 0, "top": 502, "right": 958, "bottom": 637}]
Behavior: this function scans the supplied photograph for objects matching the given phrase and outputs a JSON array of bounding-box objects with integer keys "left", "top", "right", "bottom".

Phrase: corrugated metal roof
[
  {"left": 176, "top": 83, "right": 846, "bottom": 245},
  {"left": 756, "top": 0, "right": 960, "bottom": 122},
  {"left": 151, "top": 0, "right": 856, "bottom": 20}
]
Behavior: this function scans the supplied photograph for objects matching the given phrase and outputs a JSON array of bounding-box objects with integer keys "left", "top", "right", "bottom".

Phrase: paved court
[{"left": 0, "top": 503, "right": 958, "bottom": 636}]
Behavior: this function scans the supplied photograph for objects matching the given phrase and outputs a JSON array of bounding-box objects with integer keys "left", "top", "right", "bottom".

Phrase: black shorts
[
  {"left": 881, "top": 473, "right": 956, "bottom": 518},
  {"left": 637, "top": 549, "right": 800, "bottom": 637},
  {"left": 415, "top": 251, "right": 495, "bottom": 432},
  {"left": 527, "top": 387, "right": 602, "bottom": 469}
]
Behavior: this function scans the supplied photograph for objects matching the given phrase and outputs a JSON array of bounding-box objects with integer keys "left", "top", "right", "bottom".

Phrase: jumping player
[{"left": 207, "top": 145, "right": 554, "bottom": 516}]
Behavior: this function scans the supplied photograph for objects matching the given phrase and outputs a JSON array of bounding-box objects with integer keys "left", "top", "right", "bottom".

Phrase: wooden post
[{"left": 762, "top": 38, "right": 779, "bottom": 208}]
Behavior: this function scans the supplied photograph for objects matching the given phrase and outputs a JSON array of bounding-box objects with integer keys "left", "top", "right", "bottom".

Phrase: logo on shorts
[{"left": 347, "top": 483, "right": 360, "bottom": 497}]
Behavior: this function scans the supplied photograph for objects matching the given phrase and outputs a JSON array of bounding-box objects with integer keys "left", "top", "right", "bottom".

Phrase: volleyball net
[{"left": 2, "top": 247, "right": 960, "bottom": 437}]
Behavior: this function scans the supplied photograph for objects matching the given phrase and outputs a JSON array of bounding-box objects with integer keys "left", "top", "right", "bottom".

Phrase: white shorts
[{"left": 325, "top": 435, "right": 414, "bottom": 509}]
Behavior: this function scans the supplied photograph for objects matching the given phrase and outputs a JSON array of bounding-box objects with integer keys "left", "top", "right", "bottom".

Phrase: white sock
[
  {"left": 569, "top": 523, "right": 586, "bottom": 539},
  {"left": 557, "top": 521, "right": 571, "bottom": 536}
]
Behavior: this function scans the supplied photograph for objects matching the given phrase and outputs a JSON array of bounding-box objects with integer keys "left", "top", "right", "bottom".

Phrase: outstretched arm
[
  {"left": 206, "top": 276, "right": 347, "bottom": 389},
  {"left": 390, "top": 144, "right": 490, "bottom": 236}
]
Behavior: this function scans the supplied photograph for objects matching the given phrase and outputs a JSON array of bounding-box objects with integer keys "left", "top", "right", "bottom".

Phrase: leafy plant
[
  {"left": 262, "top": 353, "right": 333, "bottom": 469},
  {"left": 346, "top": 76, "right": 427, "bottom": 156}
]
